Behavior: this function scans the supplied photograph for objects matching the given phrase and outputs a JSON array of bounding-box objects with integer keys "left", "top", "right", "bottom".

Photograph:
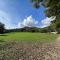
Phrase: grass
[{"left": 0, "top": 32, "right": 58, "bottom": 43}]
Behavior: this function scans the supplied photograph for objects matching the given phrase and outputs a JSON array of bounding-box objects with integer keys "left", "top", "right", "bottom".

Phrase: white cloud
[
  {"left": 18, "top": 16, "right": 38, "bottom": 28},
  {"left": 41, "top": 16, "right": 56, "bottom": 28},
  {"left": 0, "top": 10, "right": 56, "bottom": 29},
  {"left": 0, "top": 10, "right": 18, "bottom": 29},
  {"left": 0, "top": 10, "right": 12, "bottom": 29},
  {"left": 0, "top": 12, "right": 38, "bottom": 29}
]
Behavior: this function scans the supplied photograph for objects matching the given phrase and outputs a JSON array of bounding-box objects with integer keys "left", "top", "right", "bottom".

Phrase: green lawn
[{"left": 0, "top": 32, "right": 58, "bottom": 43}]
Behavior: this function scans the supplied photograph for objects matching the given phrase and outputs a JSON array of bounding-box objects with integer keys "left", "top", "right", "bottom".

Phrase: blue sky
[{"left": 0, "top": 0, "right": 55, "bottom": 29}]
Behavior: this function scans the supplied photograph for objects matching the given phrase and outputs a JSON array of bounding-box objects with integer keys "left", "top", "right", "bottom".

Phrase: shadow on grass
[
  {"left": 0, "top": 34, "right": 8, "bottom": 36},
  {"left": 0, "top": 39, "right": 5, "bottom": 43}
]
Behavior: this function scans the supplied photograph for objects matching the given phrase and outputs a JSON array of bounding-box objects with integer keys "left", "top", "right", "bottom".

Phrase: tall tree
[{"left": 31, "top": 0, "right": 60, "bottom": 32}]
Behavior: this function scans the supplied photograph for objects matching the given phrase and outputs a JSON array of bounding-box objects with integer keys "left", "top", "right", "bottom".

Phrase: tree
[
  {"left": 0, "top": 22, "right": 5, "bottom": 34},
  {"left": 31, "top": 0, "right": 60, "bottom": 19},
  {"left": 31, "top": 0, "right": 60, "bottom": 32}
]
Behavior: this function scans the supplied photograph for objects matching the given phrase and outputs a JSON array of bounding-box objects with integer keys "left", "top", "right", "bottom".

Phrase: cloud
[
  {"left": 18, "top": 16, "right": 38, "bottom": 28},
  {"left": 41, "top": 16, "right": 56, "bottom": 28},
  {"left": 0, "top": 10, "right": 12, "bottom": 29},
  {"left": 0, "top": 10, "right": 56, "bottom": 29},
  {"left": 0, "top": 10, "right": 19, "bottom": 29},
  {"left": 0, "top": 11, "right": 38, "bottom": 29}
]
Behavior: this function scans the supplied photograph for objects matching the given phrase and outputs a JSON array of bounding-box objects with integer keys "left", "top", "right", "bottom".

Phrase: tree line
[{"left": 0, "top": 22, "right": 59, "bottom": 34}]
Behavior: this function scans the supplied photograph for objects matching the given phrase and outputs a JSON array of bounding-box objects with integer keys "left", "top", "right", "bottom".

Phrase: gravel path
[{"left": 0, "top": 36, "right": 60, "bottom": 60}]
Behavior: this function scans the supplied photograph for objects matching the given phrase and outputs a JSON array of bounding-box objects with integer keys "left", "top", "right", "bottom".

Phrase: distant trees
[
  {"left": 5, "top": 26, "right": 58, "bottom": 33},
  {"left": 0, "top": 22, "right": 5, "bottom": 34},
  {"left": 6, "top": 27, "right": 40, "bottom": 33},
  {"left": 20, "top": 27, "right": 39, "bottom": 32}
]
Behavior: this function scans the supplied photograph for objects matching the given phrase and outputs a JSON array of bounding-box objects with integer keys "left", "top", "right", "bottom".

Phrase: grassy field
[
  {"left": 0, "top": 32, "right": 59, "bottom": 60},
  {"left": 0, "top": 32, "right": 58, "bottom": 43}
]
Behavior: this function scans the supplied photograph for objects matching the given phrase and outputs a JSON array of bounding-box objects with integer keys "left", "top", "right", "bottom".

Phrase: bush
[
  {"left": 57, "top": 28, "right": 60, "bottom": 34},
  {"left": 0, "top": 22, "right": 5, "bottom": 34}
]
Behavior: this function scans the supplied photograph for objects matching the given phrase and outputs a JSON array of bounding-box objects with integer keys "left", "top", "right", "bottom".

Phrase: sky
[{"left": 0, "top": 0, "right": 56, "bottom": 29}]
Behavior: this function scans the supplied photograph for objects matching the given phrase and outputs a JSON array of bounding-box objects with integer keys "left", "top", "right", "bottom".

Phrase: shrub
[{"left": 0, "top": 22, "right": 5, "bottom": 34}]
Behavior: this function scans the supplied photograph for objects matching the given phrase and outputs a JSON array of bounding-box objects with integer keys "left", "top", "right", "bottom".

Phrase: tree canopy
[
  {"left": 32, "top": 0, "right": 60, "bottom": 19},
  {"left": 31, "top": 0, "right": 60, "bottom": 33}
]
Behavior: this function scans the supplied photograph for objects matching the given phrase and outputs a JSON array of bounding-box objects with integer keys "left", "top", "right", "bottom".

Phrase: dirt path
[
  {"left": 44, "top": 35, "right": 60, "bottom": 60},
  {"left": 0, "top": 36, "right": 60, "bottom": 60},
  {"left": 56, "top": 35, "right": 60, "bottom": 42},
  {"left": 54, "top": 35, "right": 60, "bottom": 47}
]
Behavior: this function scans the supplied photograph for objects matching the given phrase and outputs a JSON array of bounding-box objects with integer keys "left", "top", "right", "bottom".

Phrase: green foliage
[
  {"left": 31, "top": 0, "right": 42, "bottom": 8},
  {"left": 32, "top": 0, "right": 60, "bottom": 18},
  {"left": 0, "top": 22, "right": 5, "bottom": 34},
  {"left": 31, "top": 0, "right": 42, "bottom": 2},
  {"left": 31, "top": 0, "right": 60, "bottom": 33}
]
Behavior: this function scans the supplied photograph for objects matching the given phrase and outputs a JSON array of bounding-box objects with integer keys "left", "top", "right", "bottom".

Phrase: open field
[
  {"left": 0, "top": 32, "right": 59, "bottom": 60},
  {"left": 0, "top": 32, "right": 58, "bottom": 43}
]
